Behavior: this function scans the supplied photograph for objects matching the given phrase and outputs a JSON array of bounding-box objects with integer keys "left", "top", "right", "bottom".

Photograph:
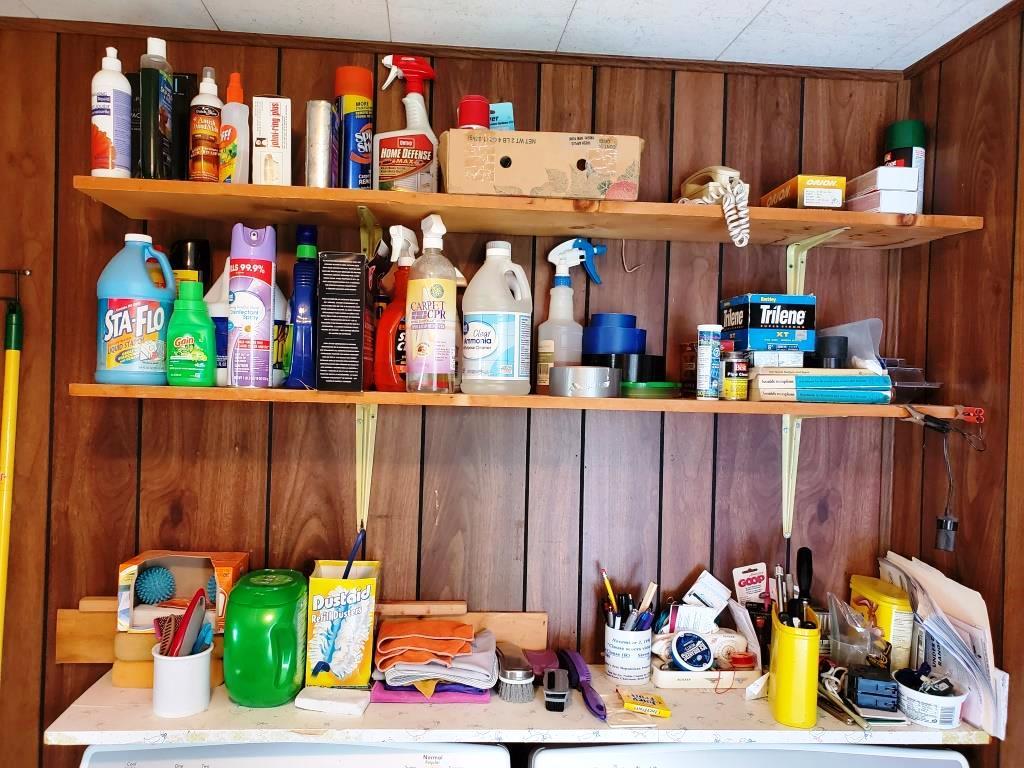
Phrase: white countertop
[{"left": 45, "top": 669, "right": 989, "bottom": 747}]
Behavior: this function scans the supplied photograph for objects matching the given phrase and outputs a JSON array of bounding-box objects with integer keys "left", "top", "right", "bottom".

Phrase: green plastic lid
[
  {"left": 230, "top": 569, "right": 306, "bottom": 607},
  {"left": 621, "top": 381, "right": 682, "bottom": 399},
  {"left": 176, "top": 280, "right": 204, "bottom": 302},
  {"left": 885, "top": 119, "right": 926, "bottom": 151}
]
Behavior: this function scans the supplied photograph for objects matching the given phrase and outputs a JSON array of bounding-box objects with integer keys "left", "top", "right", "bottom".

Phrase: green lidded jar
[
  {"left": 165, "top": 280, "right": 217, "bottom": 386},
  {"left": 223, "top": 569, "right": 307, "bottom": 707}
]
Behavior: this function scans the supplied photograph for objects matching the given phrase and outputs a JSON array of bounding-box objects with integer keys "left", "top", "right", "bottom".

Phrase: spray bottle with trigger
[
  {"left": 536, "top": 238, "right": 606, "bottom": 393},
  {"left": 373, "top": 55, "right": 438, "bottom": 192},
  {"left": 374, "top": 225, "right": 418, "bottom": 392}
]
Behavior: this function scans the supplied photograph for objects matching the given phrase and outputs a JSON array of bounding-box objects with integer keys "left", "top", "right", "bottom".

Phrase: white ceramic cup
[
  {"left": 604, "top": 625, "right": 652, "bottom": 685},
  {"left": 152, "top": 643, "right": 212, "bottom": 718}
]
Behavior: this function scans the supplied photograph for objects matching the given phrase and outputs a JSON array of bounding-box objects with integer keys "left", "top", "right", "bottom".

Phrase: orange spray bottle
[{"left": 374, "top": 224, "right": 419, "bottom": 391}]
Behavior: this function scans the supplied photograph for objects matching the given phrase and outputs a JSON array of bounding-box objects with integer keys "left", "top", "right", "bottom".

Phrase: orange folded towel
[{"left": 375, "top": 619, "right": 474, "bottom": 671}]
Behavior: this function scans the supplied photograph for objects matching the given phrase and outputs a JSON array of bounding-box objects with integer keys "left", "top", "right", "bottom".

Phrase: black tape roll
[{"left": 582, "top": 353, "right": 666, "bottom": 382}]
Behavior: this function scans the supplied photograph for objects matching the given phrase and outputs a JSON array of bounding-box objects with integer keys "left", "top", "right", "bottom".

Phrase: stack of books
[{"left": 749, "top": 367, "right": 892, "bottom": 404}]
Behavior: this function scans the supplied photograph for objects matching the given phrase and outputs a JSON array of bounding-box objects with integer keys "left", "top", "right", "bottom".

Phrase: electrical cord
[{"left": 722, "top": 176, "right": 750, "bottom": 248}]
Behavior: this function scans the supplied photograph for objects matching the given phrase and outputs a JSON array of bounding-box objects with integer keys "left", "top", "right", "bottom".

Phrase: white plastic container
[
  {"left": 896, "top": 679, "right": 968, "bottom": 729},
  {"left": 151, "top": 643, "right": 212, "bottom": 718},
  {"left": 536, "top": 286, "right": 581, "bottom": 393},
  {"left": 90, "top": 47, "right": 132, "bottom": 178},
  {"left": 604, "top": 625, "right": 652, "bottom": 685},
  {"left": 219, "top": 72, "right": 249, "bottom": 183},
  {"left": 460, "top": 241, "right": 532, "bottom": 395}
]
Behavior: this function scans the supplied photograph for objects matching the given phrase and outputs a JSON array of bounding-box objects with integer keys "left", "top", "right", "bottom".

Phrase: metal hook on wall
[{"left": 620, "top": 240, "right": 641, "bottom": 273}]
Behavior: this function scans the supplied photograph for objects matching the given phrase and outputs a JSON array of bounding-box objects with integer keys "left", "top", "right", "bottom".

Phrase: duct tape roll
[
  {"left": 671, "top": 631, "right": 714, "bottom": 672},
  {"left": 582, "top": 353, "right": 666, "bottom": 382},
  {"left": 590, "top": 312, "right": 637, "bottom": 328},
  {"left": 549, "top": 366, "right": 621, "bottom": 398},
  {"left": 582, "top": 326, "right": 647, "bottom": 355}
]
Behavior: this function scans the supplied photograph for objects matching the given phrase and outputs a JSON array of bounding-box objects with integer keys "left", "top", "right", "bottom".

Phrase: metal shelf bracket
[
  {"left": 358, "top": 205, "right": 382, "bottom": 261},
  {"left": 785, "top": 228, "right": 849, "bottom": 294},
  {"left": 355, "top": 403, "right": 378, "bottom": 534}
]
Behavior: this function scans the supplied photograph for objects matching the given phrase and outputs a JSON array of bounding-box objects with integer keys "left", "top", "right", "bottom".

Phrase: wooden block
[
  {"left": 116, "top": 632, "right": 224, "bottom": 661},
  {"left": 376, "top": 601, "right": 467, "bottom": 617},
  {"left": 111, "top": 658, "right": 224, "bottom": 689},
  {"left": 79, "top": 595, "right": 118, "bottom": 612},
  {"left": 463, "top": 612, "right": 547, "bottom": 650},
  {"left": 56, "top": 608, "right": 115, "bottom": 663}
]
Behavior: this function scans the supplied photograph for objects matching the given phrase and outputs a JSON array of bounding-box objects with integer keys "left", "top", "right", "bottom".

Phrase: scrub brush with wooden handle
[{"left": 496, "top": 641, "right": 535, "bottom": 703}]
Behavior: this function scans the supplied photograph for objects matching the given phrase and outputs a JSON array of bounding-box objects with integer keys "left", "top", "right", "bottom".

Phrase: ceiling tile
[
  {"left": 719, "top": 0, "right": 978, "bottom": 69},
  {"left": 558, "top": 0, "right": 769, "bottom": 60},
  {"left": 389, "top": 0, "right": 576, "bottom": 51},
  {"left": 0, "top": 0, "right": 36, "bottom": 16},
  {"left": 21, "top": 0, "right": 215, "bottom": 28},
  {"left": 203, "top": 0, "right": 390, "bottom": 39},
  {"left": 875, "top": 0, "right": 1012, "bottom": 69}
]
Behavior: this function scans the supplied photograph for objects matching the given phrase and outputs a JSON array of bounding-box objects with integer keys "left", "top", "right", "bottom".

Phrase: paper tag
[
  {"left": 682, "top": 569, "right": 731, "bottom": 612},
  {"left": 489, "top": 102, "right": 515, "bottom": 131},
  {"left": 732, "top": 562, "right": 769, "bottom": 603}
]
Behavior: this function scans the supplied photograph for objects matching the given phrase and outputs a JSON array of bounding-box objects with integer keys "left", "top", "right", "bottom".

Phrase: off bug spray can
[{"left": 696, "top": 324, "right": 722, "bottom": 400}]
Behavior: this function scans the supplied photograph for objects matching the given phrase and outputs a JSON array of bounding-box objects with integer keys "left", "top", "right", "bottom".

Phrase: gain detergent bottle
[{"left": 96, "top": 233, "right": 176, "bottom": 384}]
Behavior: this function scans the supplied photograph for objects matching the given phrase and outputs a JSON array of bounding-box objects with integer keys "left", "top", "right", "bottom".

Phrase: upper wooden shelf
[
  {"left": 69, "top": 383, "right": 957, "bottom": 420},
  {"left": 73, "top": 177, "right": 982, "bottom": 249}
]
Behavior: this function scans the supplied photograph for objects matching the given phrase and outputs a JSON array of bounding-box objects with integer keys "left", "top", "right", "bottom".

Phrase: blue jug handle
[
  {"left": 270, "top": 622, "right": 295, "bottom": 691},
  {"left": 145, "top": 244, "right": 177, "bottom": 296}
]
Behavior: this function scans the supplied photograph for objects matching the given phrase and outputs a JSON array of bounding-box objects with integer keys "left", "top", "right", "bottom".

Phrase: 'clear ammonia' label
[{"left": 462, "top": 312, "right": 530, "bottom": 382}]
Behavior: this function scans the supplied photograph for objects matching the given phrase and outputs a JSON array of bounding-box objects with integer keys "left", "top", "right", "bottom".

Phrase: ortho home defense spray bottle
[
  {"left": 374, "top": 56, "right": 437, "bottom": 192},
  {"left": 461, "top": 241, "right": 532, "bottom": 395},
  {"left": 228, "top": 224, "right": 277, "bottom": 388},
  {"left": 406, "top": 215, "right": 457, "bottom": 393},
  {"left": 375, "top": 225, "right": 418, "bottom": 392},
  {"left": 536, "top": 239, "right": 606, "bottom": 393}
]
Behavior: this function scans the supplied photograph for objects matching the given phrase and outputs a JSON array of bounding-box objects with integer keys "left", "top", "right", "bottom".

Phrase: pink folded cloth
[{"left": 369, "top": 681, "right": 490, "bottom": 704}]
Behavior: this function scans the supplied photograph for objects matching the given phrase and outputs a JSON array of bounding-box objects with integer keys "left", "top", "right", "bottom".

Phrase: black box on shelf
[{"left": 316, "top": 251, "right": 374, "bottom": 391}]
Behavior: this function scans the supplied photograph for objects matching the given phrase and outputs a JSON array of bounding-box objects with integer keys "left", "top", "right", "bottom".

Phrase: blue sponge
[
  {"left": 135, "top": 566, "right": 175, "bottom": 605},
  {"left": 206, "top": 574, "right": 218, "bottom": 604}
]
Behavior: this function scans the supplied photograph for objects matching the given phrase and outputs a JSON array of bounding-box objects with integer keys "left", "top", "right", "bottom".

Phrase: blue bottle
[
  {"left": 285, "top": 225, "right": 318, "bottom": 389},
  {"left": 96, "top": 233, "right": 176, "bottom": 384}
]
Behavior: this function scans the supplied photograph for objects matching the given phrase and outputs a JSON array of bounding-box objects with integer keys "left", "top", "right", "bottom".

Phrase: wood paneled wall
[{"left": 0, "top": 15, "right": 1014, "bottom": 768}]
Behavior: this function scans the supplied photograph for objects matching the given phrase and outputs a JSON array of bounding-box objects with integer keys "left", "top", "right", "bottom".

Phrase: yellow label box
[
  {"left": 306, "top": 560, "right": 380, "bottom": 688},
  {"left": 761, "top": 174, "right": 846, "bottom": 209}
]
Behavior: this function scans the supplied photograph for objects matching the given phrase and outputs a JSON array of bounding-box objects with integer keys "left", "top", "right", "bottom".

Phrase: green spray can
[{"left": 165, "top": 280, "right": 216, "bottom": 386}]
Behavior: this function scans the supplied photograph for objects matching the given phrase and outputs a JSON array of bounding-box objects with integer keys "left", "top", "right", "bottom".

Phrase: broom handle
[{"left": 0, "top": 346, "right": 21, "bottom": 681}]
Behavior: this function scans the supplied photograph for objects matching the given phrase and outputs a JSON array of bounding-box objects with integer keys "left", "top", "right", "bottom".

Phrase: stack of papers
[{"left": 880, "top": 552, "right": 1009, "bottom": 738}]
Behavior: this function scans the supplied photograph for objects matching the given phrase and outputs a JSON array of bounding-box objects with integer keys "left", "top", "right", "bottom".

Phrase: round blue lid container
[
  {"left": 583, "top": 325, "right": 646, "bottom": 355},
  {"left": 590, "top": 312, "right": 637, "bottom": 328}
]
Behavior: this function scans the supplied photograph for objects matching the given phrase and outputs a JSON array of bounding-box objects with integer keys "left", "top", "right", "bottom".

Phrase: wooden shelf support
[
  {"left": 786, "top": 227, "right": 848, "bottom": 294},
  {"left": 355, "top": 403, "right": 378, "bottom": 534}
]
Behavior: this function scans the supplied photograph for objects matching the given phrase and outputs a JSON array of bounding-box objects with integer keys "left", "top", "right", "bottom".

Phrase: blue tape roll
[
  {"left": 590, "top": 312, "right": 637, "bottom": 328},
  {"left": 583, "top": 326, "right": 647, "bottom": 355}
]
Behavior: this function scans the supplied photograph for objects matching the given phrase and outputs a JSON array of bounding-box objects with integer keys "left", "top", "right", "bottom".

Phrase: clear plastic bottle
[
  {"left": 406, "top": 215, "right": 457, "bottom": 393},
  {"left": 536, "top": 285, "right": 582, "bottom": 394},
  {"left": 461, "top": 241, "right": 532, "bottom": 395}
]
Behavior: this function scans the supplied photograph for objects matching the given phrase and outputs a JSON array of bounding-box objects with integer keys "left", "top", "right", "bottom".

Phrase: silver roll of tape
[
  {"left": 549, "top": 366, "right": 621, "bottom": 398},
  {"left": 305, "top": 100, "right": 336, "bottom": 188}
]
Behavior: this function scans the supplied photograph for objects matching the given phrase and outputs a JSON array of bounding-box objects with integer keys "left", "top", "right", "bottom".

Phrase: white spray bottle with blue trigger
[{"left": 536, "top": 238, "right": 606, "bottom": 393}]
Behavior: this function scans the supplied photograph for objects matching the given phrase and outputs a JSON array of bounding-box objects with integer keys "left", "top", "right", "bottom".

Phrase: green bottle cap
[
  {"left": 230, "top": 569, "right": 307, "bottom": 607},
  {"left": 176, "top": 280, "right": 204, "bottom": 302},
  {"left": 885, "top": 119, "right": 926, "bottom": 151}
]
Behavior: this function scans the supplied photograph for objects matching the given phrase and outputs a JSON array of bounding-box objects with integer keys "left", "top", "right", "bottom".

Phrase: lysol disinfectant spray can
[
  {"left": 228, "top": 224, "right": 277, "bottom": 388},
  {"left": 696, "top": 323, "right": 722, "bottom": 400}
]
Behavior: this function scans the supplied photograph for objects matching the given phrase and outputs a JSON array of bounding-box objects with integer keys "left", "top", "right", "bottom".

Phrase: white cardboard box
[
  {"left": 847, "top": 189, "right": 919, "bottom": 214},
  {"left": 846, "top": 166, "right": 918, "bottom": 198},
  {"left": 252, "top": 95, "right": 291, "bottom": 185}
]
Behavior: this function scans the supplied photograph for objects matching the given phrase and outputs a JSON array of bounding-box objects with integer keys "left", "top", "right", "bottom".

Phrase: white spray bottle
[
  {"left": 373, "top": 55, "right": 438, "bottom": 192},
  {"left": 536, "top": 239, "right": 606, "bottom": 393}
]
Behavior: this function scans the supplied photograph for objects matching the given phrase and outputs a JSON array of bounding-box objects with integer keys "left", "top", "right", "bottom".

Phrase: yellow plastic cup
[{"left": 768, "top": 607, "right": 820, "bottom": 728}]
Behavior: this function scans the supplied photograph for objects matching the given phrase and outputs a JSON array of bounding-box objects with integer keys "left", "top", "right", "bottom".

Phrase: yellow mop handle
[{"left": 0, "top": 346, "right": 21, "bottom": 678}]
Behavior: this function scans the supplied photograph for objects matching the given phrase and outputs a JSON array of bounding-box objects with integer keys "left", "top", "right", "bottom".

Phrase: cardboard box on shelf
[
  {"left": 761, "top": 174, "right": 846, "bottom": 209},
  {"left": 316, "top": 251, "right": 374, "bottom": 391},
  {"left": 439, "top": 129, "right": 644, "bottom": 200},
  {"left": 252, "top": 95, "right": 291, "bottom": 185},
  {"left": 720, "top": 293, "right": 817, "bottom": 352},
  {"left": 117, "top": 550, "right": 249, "bottom": 633},
  {"left": 306, "top": 560, "right": 380, "bottom": 688}
]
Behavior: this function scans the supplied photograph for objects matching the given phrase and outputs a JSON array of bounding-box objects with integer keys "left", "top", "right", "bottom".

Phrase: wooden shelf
[
  {"left": 73, "top": 177, "right": 982, "bottom": 249},
  {"left": 45, "top": 670, "right": 988, "bottom": 747},
  {"left": 70, "top": 383, "right": 957, "bottom": 419}
]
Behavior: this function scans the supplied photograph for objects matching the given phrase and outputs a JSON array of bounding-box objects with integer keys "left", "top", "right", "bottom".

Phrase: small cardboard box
[
  {"left": 439, "top": 129, "right": 644, "bottom": 200},
  {"left": 306, "top": 560, "right": 380, "bottom": 688},
  {"left": 252, "top": 95, "right": 292, "bottom": 185},
  {"left": 720, "top": 293, "right": 816, "bottom": 352},
  {"left": 316, "top": 251, "right": 375, "bottom": 390},
  {"left": 117, "top": 550, "right": 249, "bottom": 633},
  {"left": 760, "top": 174, "right": 846, "bottom": 209}
]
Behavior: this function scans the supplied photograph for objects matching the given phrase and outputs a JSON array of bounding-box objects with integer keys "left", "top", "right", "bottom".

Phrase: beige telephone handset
[{"left": 679, "top": 166, "right": 750, "bottom": 247}]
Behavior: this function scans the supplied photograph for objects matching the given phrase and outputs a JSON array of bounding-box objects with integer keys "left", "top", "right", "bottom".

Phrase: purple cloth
[
  {"left": 381, "top": 681, "right": 484, "bottom": 695},
  {"left": 370, "top": 681, "right": 490, "bottom": 704}
]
